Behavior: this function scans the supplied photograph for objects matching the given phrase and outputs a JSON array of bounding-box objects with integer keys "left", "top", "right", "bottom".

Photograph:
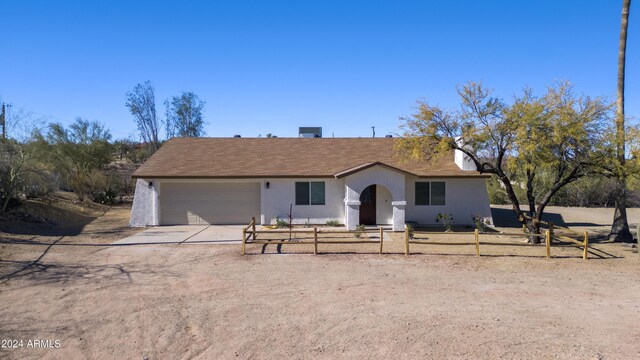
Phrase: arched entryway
[
  {"left": 359, "top": 185, "right": 376, "bottom": 224},
  {"left": 343, "top": 165, "right": 407, "bottom": 231},
  {"left": 359, "top": 184, "right": 393, "bottom": 225}
]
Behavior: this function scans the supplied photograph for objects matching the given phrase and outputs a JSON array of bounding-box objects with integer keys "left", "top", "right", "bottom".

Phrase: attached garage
[
  {"left": 129, "top": 138, "right": 492, "bottom": 228},
  {"left": 159, "top": 182, "right": 260, "bottom": 225}
]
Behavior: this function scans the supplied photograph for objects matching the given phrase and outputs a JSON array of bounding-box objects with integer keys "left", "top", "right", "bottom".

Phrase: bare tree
[
  {"left": 126, "top": 81, "right": 161, "bottom": 152},
  {"left": 610, "top": 0, "right": 633, "bottom": 242}
]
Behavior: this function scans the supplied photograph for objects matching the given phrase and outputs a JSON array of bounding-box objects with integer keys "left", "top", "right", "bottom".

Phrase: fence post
[
  {"left": 241, "top": 227, "right": 246, "bottom": 256},
  {"left": 583, "top": 231, "right": 589, "bottom": 260},
  {"left": 313, "top": 227, "right": 318, "bottom": 255},
  {"left": 474, "top": 229, "right": 480, "bottom": 256},
  {"left": 545, "top": 230, "right": 551, "bottom": 259},
  {"left": 549, "top": 222, "right": 554, "bottom": 243},
  {"left": 251, "top": 216, "right": 256, "bottom": 240},
  {"left": 379, "top": 227, "right": 384, "bottom": 254},
  {"left": 404, "top": 225, "right": 409, "bottom": 256}
]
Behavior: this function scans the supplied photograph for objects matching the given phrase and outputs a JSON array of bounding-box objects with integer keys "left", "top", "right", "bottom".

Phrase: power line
[{"left": 10, "top": 104, "right": 77, "bottom": 125}]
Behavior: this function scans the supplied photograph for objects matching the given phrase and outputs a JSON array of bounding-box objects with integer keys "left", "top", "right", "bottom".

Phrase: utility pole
[
  {"left": 0, "top": 103, "right": 6, "bottom": 141},
  {"left": 371, "top": 126, "right": 375, "bottom": 138}
]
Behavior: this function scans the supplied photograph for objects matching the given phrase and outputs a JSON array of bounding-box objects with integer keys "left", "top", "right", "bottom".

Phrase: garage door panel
[{"left": 160, "top": 182, "right": 260, "bottom": 225}]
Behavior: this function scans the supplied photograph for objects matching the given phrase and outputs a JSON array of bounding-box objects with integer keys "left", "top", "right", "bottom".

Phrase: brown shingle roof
[{"left": 132, "top": 137, "right": 488, "bottom": 178}]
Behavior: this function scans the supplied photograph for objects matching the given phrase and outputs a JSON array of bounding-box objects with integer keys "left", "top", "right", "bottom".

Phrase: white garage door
[{"left": 160, "top": 182, "right": 260, "bottom": 225}]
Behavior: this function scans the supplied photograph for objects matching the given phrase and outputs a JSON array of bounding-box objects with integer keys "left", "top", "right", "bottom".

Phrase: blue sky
[{"left": 1, "top": 0, "right": 638, "bottom": 139}]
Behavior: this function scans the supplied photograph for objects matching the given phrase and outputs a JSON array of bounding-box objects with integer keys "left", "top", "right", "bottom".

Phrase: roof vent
[
  {"left": 233, "top": 135, "right": 241, "bottom": 138},
  {"left": 385, "top": 135, "right": 393, "bottom": 138}
]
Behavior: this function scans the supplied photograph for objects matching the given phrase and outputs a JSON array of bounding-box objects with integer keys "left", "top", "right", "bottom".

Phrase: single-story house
[{"left": 130, "top": 137, "right": 492, "bottom": 231}]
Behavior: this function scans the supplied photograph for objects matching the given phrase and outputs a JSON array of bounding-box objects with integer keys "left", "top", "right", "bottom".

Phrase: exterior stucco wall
[
  {"left": 404, "top": 176, "right": 493, "bottom": 226},
  {"left": 375, "top": 185, "right": 393, "bottom": 224},
  {"left": 343, "top": 166, "right": 407, "bottom": 231},
  {"left": 129, "top": 174, "right": 492, "bottom": 229},
  {"left": 344, "top": 166, "right": 405, "bottom": 202},
  {"left": 262, "top": 178, "right": 345, "bottom": 225},
  {"left": 130, "top": 178, "right": 159, "bottom": 227}
]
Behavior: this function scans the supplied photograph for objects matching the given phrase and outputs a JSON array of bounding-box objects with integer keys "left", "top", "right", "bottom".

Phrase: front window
[
  {"left": 431, "top": 182, "right": 446, "bottom": 205},
  {"left": 296, "top": 181, "right": 325, "bottom": 205},
  {"left": 415, "top": 182, "right": 430, "bottom": 205},
  {"left": 415, "top": 181, "right": 445, "bottom": 205}
]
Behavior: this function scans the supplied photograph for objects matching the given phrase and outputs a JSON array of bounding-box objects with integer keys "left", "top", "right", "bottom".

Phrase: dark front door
[{"left": 359, "top": 185, "right": 376, "bottom": 225}]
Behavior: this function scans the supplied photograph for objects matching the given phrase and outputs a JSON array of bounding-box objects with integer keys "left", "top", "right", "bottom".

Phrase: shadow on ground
[
  {"left": 491, "top": 207, "right": 605, "bottom": 228},
  {"left": 0, "top": 205, "right": 97, "bottom": 237},
  {"left": 0, "top": 237, "right": 179, "bottom": 285}
]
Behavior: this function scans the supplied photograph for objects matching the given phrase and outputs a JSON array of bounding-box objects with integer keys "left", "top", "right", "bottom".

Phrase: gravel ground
[{"left": 1, "top": 204, "right": 639, "bottom": 359}]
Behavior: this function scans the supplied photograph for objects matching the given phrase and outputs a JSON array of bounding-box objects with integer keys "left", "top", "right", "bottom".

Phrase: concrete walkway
[{"left": 112, "top": 225, "right": 244, "bottom": 245}]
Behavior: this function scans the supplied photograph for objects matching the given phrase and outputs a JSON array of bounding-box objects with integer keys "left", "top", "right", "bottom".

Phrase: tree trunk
[
  {"left": 611, "top": 178, "right": 633, "bottom": 242},
  {"left": 525, "top": 219, "right": 542, "bottom": 245},
  {"left": 1, "top": 195, "right": 10, "bottom": 213},
  {"left": 493, "top": 171, "right": 544, "bottom": 244},
  {"left": 610, "top": 0, "right": 633, "bottom": 243}
]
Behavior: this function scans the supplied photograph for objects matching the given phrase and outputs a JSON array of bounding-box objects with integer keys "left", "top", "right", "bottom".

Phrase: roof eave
[{"left": 334, "top": 162, "right": 419, "bottom": 178}]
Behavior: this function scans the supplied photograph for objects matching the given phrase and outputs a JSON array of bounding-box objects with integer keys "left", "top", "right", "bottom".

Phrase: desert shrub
[
  {"left": 406, "top": 224, "right": 415, "bottom": 239},
  {"left": 126, "top": 146, "right": 150, "bottom": 164},
  {"left": 435, "top": 213, "right": 454, "bottom": 232},
  {"left": 274, "top": 217, "right": 289, "bottom": 228},
  {"left": 22, "top": 170, "right": 57, "bottom": 199},
  {"left": 354, "top": 224, "right": 365, "bottom": 238},
  {"left": 471, "top": 215, "right": 489, "bottom": 232},
  {"left": 34, "top": 119, "right": 113, "bottom": 201},
  {"left": 326, "top": 220, "right": 340, "bottom": 227},
  {"left": 0, "top": 140, "right": 52, "bottom": 211},
  {"left": 90, "top": 170, "right": 125, "bottom": 204}
]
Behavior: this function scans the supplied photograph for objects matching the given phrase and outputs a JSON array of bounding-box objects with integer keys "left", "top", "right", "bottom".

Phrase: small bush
[
  {"left": 471, "top": 215, "right": 489, "bottom": 232},
  {"left": 435, "top": 213, "right": 454, "bottom": 232},
  {"left": 22, "top": 169, "right": 56, "bottom": 199},
  {"left": 325, "top": 220, "right": 340, "bottom": 227},
  {"left": 90, "top": 170, "right": 125, "bottom": 204},
  {"left": 406, "top": 224, "right": 414, "bottom": 239},
  {"left": 274, "top": 217, "right": 289, "bottom": 228},
  {"left": 354, "top": 224, "right": 365, "bottom": 238}
]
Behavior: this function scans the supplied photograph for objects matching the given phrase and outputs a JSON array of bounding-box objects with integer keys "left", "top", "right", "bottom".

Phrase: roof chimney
[{"left": 454, "top": 136, "right": 475, "bottom": 171}]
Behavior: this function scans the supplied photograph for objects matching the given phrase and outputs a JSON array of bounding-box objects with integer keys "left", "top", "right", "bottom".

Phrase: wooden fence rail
[
  {"left": 404, "top": 224, "right": 589, "bottom": 260},
  {"left": 241, "top": 219, "right": 384, "bottom": 256},
  {"left": 241, "top": 218, "right": 588, "bottom": 259}
]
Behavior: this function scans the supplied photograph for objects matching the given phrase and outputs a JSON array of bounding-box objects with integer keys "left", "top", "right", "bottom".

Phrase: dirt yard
[{"left": 1, "top": 201, "right": 639, "bottom": 359}]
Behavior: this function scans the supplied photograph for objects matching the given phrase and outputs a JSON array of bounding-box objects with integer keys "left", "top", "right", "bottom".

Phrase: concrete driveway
[{"left": 112, "top": 225, "right": 245, "bottom": 245}]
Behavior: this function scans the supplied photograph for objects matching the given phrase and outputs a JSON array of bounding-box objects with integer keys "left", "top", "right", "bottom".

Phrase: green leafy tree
[
  {"left": 397, "top": 82, "right": 610, "bottom": 243},
  {"left": 165, "top": 92, "right": 206, "bottom": 138},
  {"left": 35, "top": 118, "right": 113, "bottom": 201}
]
